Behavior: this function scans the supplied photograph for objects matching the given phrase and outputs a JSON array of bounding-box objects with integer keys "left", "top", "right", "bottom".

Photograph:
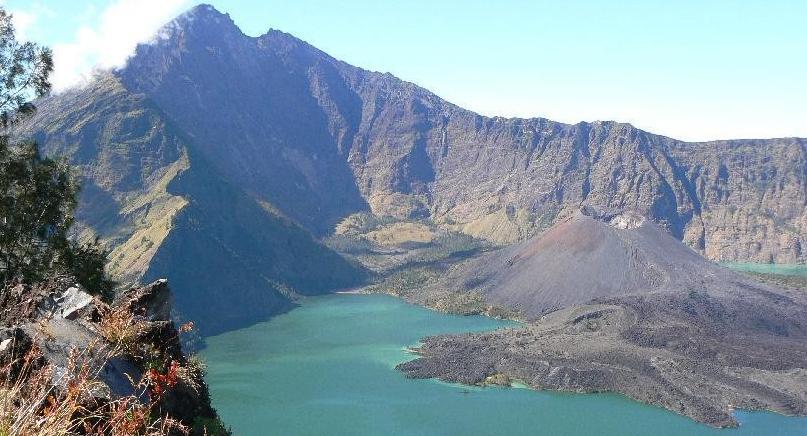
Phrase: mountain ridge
[
  {"left": 16, "top": 3, "right": 806, "bottom": 332},
  {"left": 176, "top": 4, "right": 805, "bottom": 142}
]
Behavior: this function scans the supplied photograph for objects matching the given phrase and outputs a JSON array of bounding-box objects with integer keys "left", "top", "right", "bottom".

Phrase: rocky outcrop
[
  {"left": 0, "top": 276, "right": 96, "bottom": 326},
  {"left": 0, "top": 278, "right": 228, "bottom": 434}
]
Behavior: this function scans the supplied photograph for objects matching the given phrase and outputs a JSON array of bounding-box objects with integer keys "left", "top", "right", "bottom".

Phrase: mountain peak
[
  {"left": 187, "top": 3, "right": 219, "bottom": 14},
  {"left": 157, "top": 3, "right": 239, "bottom": 41},
  {"left": 182, "top": 3, "right": 227, "bottom": 20}
]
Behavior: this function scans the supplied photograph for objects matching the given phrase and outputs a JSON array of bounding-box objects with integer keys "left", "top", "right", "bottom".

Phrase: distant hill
[
  {"left": 430, "top": 208, "right": 721, "bottom": 317},
  {"left": 419, "top": 207, "right": 785, "bottom": 318},
  {"left": 18, "top": 4, "right": 806, "bottom": 331}
]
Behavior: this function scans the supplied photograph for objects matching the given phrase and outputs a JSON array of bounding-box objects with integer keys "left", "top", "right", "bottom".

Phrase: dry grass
[
  {"left": 0, "top": 302, "right": 200, "bottom": 436},
  {"left": 0, "top": 338, "right": 189, "bottom": 436},
  {"left": 106, "top": 150, "right": 190, "bottom": 284},
  {"left": 0, "top": 344, "right": 87, "bottom": 435},
  {"left": 459, "top": 207, "right": 532, "bottom": 245},
  {"left": 364, "top": 222, "right": 435, "bottom": 246},
  {"left": 98, "top": 303, "right": 146, "bottom": 358}
]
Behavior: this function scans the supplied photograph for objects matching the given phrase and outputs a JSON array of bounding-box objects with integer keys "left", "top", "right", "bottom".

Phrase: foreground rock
[
  {"left": 397, "top": 211, "right": 807, "bottom": 427},
  {"left": 0, "top": 278, "right": 229, "bottom": 435}
]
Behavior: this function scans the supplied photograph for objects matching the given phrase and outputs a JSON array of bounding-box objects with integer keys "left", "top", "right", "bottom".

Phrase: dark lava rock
[{"left": 397, "top": 212, "right": 807, "bottom": 427}]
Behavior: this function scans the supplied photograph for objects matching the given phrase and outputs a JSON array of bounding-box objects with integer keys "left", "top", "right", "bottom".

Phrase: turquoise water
[
  {"left": 201, "top": 294, "right": 807, "bottom": 436},
  {"left": 722, "top": 262, "right": 807, "bottom": 276}
]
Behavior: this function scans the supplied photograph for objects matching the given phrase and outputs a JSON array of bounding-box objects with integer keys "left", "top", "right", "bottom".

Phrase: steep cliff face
[
  {"left": 336, "top": 81, "right": 805, "bottom": 262},
  {"left": 17, "top": 3, "right": 805, "bottom": 333},
  {"left": 118, "top": 4, "right": 804, "bottom": 262},
  {"left": 667, "top": 139, "right": 806, "bottom": 262},
  {"left": 119, "top": 7, "right": 369, "bottom": 235},
  {"left": 139, "top": 146, "right": 364, "bottom": 334}
]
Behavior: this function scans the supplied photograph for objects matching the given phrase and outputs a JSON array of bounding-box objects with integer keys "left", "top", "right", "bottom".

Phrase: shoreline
[{"left": 334, "top": 287, "right": 368, "bottom": 295}]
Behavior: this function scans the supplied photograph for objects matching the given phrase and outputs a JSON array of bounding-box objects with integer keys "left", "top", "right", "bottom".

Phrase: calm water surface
[
  {"left": 722, "top": 262, "right": 807, "bottom": 276},
  {"left": 202, "top": 294, "right": 807, "bottom": 436}
]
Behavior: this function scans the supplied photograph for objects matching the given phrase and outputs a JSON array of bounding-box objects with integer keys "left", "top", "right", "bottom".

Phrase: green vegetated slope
[{"left": 23, "top": 75, "right": 187, "bottom": 282}]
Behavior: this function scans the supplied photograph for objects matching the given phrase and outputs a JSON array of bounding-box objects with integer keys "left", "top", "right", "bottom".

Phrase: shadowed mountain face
[
  {"left": 16, "top": 4, "right": 806, "bottom": 330},
  {"left": 20, "top": 74, "right": 364, "bottom": 335},
  {"left": 119, "top": 7, "right": 369, "bottom": 235}
]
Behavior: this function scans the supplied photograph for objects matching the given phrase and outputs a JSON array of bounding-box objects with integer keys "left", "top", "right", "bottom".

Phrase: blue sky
[{"left": 3, "top": 0, "right": 806, "bottom": 141}]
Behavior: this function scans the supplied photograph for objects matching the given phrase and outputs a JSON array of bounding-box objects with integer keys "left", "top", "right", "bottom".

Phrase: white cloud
[
  {"left": 6, "top": 1, "right": 56, "bottom": 42},
  {"left": 9, "top": 8, "right": 35, "bottom": 41},
  {"left": 51, "top": 0, "right": 190, "bottom": 91}
]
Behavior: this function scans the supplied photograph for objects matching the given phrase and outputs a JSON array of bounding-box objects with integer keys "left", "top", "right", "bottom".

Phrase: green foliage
[
  {"left": 408, "top": 231, "right": 483, "bottom": 264},
  {"left": 366, "top": 267, "right": 439, "bottom": 297},
  {"left": 0, "top": 140, "right": 74, "bottom": 280},
  {"left": 59, "top": 238, "right": 116, "bottom": 298},
  {"left": 324, "top": 233, "right": 376, "bottom": 255},
  {"left": 0, "top": 7, "right": 112, "bottom": 297},
  {"left": 0, "top": 139, "right": 114, "bottom": 295},
  {"left": 0, "top": 8, "right": 53, "bottom": 127},
  {"left": 745, "top": 271, "right": 807, "bottom": 291}
]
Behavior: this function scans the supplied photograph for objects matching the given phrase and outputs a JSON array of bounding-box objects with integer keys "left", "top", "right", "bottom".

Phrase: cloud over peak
[{"left": 50, "top": 0, "right": 190, "bottom": 91}]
